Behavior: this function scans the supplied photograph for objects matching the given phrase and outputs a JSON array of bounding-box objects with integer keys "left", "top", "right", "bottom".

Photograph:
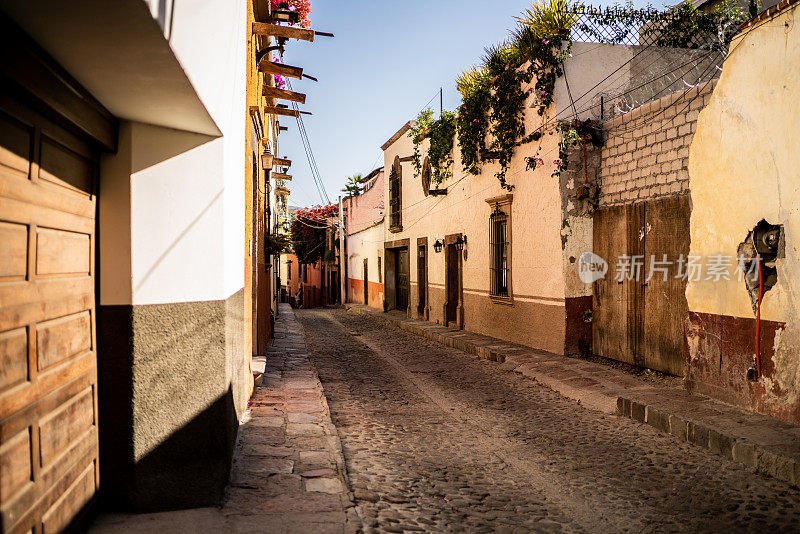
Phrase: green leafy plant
[
  {"left": 265, "top": 233, "right": 291, "bottom": 256},
  {"left": 516, "top": 0, "right": 578, "bottom": 39},
  {"left": 409, "top": 109, "right": 456, "bottom": 185},
  {"left": 341, "top": 174, "right": 363, "bottom": 196},
  {"left": 647, "top": 0, "right": 752, "bottom": 52},
  {"left": 454, "top": 0, "right": 575, "bottom": 190}
]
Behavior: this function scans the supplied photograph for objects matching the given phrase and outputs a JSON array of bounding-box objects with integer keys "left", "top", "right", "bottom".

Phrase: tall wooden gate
[
  {"left": 592, "top": 195, "right": 690, "bottom": 376},
  {"left": 0, "top": 90, "right": 101, "bottom": 531}
]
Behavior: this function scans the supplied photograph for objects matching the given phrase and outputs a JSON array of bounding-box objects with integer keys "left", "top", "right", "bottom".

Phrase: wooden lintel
[
  {"left": 273, "top": 173, "right": 292, "bottom": 181},
  {"left": 248, "top": 105, "right": 260, "bottom": 115},
  {"left": 273, "top": 157, "right": 291, "bottom": 167},
  {"left": 263, "top": 85, "right": 307, "bottom": 104},
  {"left": 261, "top": 153, "right": 274, "bottom": 169},
  {"left": 264, "top": 106, "right": 299, "bottom": 118},
  {"left": 252, "top": 22, "right": 315, "bottom": 42},
  {"left": 259, "top": 60, "right": 303, "bottom": 79}
]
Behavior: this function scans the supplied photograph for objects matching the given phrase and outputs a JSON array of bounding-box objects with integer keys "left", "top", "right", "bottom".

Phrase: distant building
[{"left": 341, "top": 167, "right": 386, "bottom": 308}]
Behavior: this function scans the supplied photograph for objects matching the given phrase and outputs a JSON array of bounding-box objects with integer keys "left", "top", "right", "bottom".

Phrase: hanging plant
[
  {"left": 271, "top": 0, "right": 312, "bottom": 28},
  {"left": 409, "top": 109, "right": 456, "bottom": 185},
  {"left": 453, "top": 0, "right": 576, "bottom": 190},
  {"left": 289, "top": 203, "right": 337, "bottom": 264}
]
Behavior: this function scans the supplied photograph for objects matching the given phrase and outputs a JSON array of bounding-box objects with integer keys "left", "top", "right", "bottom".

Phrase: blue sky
[{"left": 279, "top": 0, "right": 666, "bottom": 207}]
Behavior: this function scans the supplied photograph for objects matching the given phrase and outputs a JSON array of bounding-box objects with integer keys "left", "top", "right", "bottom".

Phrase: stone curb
[
  {"left": 346, "top": 305, "right": 800, "bottom": 488},
  {"left": 616, "top": 395, "right": 800, "bottom": 487}
]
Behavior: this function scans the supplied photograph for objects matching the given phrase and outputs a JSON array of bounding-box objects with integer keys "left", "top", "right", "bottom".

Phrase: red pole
[{"left": 756, "top": 255, "right": 763, "bottom": 378}]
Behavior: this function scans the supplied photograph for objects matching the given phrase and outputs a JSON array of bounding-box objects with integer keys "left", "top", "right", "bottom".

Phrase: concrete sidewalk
[
  {"left": 92, "top": 305, "right": 359, "bottom": 533},
  {"left": 347, "top": 305, "right": 800, "bottom": 487}
]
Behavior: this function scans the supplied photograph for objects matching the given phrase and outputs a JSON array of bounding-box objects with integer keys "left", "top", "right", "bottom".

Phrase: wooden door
[
  {"left": 446, "top": 244, "right": 458, "bottom": 325},
  {"left": 0, "top": 91, "right": 100, "bottom": 532},
  {"left": 417, "top": 245, "right": 426, "bottom": 316},
  {"left": 396, "top": 248, "right": 409, "bottom": 312},
  {"left": 641, "top": 195, "right": 690, "bottom": 376},
  {"left": 593, "top": 197, "right": 689, "bottom": 376},
  {"left": 363, "top": 258, "right": 368, "bottom": 305}
]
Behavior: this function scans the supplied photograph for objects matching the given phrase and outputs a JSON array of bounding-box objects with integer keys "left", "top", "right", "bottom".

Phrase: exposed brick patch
[{"left": 598, "top": 82, "right": 716, "bottom": 206}]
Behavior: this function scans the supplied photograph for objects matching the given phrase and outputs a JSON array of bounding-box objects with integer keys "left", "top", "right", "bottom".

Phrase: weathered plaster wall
[
  {"left": 600, "top": 82, "right": 716, "bottom": 206},
  {"left": 685, "top": 3, "right": 800, "bottom": 422}
]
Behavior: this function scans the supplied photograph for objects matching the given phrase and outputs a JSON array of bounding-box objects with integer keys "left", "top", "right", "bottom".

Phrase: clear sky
[{"left": 279, "top": 0, "right": 666, "bottom": 208}]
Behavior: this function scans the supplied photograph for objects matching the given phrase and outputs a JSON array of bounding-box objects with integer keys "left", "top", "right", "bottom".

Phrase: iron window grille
[{"left": 490, "top": 206, "right": 510, "bottom": 298}]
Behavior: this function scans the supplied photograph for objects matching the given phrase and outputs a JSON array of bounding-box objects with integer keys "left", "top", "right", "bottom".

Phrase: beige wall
[
  {"left": 381, "top": 74, "right": 569, "bottom": 353},
  {"left": 686, "top": 3, "right": 800, "bottom": 421}
]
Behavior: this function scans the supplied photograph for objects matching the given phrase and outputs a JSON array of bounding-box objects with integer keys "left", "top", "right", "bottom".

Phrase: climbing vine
[
  {"left": 409, "top": 109, "right": 457, "bottom": 185},
  {"left": 454, "top": 0, "right": 576, "bottom": 190}
]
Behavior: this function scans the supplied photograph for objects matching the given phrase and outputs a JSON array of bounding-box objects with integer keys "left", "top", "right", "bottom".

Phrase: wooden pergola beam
[
  {"left": 263, "top": 85, "right": 306, "bottom": 104},
  {"left": 252, "top": 22, "right": 315, "bottom": 42},
  {"left": 261, "top": 153, "right": 274, "bottom": 170},
  {"left": 273, "top": 157, "right": 291, "bottom": 167},
  {"left": 264, "top": 106, "right": 299, "bottom": 118},
  {"left": 273, "top": 173, "right": 292, "bottom": 181},
  {"left": 259, "top": 60, "right": 303, "bottom": 79}
]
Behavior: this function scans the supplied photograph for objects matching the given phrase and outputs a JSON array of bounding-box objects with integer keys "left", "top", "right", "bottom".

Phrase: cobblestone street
[{"left": 296, "top": 308, "right": 800, "bottom": 533}]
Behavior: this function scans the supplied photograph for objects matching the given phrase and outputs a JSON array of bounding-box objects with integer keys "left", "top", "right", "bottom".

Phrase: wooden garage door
[{"left": 0, "top": 90, "right": 99, "bottom": 533}]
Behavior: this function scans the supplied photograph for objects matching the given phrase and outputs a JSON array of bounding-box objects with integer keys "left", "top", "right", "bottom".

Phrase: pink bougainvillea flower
[
  {"left": 536, "top": 157, "right": 544, "bottom": 166},
  {"left": 553, "top": 159, "right": 561, "bottom": 165},
  {"left": 542, "top": 38, "right": 550, "bottom": 44}
]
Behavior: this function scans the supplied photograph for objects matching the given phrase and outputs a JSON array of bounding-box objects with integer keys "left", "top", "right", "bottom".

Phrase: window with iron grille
[
  {"left": 489, "top": 206, "right": 510, "bottom": 298},
  {"left": 389, "top": 157, "right": 402, "bottom": 231}
]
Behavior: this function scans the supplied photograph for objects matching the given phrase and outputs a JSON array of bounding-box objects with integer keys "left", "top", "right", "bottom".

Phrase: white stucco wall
[
  {"left": 167, "top": 0, "right": 247, "bottom": 301},
  {"left": 99, "top": 0, "right": 247, "bottom": 306}
]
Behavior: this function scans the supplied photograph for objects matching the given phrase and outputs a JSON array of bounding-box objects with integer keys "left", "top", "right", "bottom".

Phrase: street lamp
[{"left": 433, "top": 239, "right": 443, "bottom": 253}]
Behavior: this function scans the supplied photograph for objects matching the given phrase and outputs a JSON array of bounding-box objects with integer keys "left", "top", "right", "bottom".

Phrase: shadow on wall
[{"left": 98, "top": 298, "right": 243, "bottom": 512}]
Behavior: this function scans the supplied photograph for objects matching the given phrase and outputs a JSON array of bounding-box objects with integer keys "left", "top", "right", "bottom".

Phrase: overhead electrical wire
[{"left": 283, "top": 76, "right": 331, "bottom": 205}]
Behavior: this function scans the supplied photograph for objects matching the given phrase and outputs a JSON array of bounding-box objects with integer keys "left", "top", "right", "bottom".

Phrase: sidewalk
[
  {"left": 346, "top": 305, "right": 800, "bottom": 487},
  {"left": 92, "top": 304, "right": 359, "bottom": 533}
]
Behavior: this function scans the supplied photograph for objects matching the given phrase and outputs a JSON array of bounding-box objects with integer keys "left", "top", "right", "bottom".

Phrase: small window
[
  {"left": 378, "top": 256, "right": 382, "bottom": 283},
  {"left": 490, "top": 206, "right": 510, "bottom": 298},
  {"left": 389, "top": 156, "right": 402, "bottom": 232}
]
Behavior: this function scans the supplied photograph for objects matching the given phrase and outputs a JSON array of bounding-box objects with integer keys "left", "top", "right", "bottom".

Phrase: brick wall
[{"left": 599, "top": 82, "right": 716, "bottom": 206}]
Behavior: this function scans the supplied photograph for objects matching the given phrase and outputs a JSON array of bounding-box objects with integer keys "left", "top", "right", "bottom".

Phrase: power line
[{"left": 284, "top": 76, "right": 331, "bottom": 204}]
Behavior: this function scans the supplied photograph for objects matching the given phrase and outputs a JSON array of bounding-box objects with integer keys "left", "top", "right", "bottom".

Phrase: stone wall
[{"left": 599, "top": 82, "right": 716, "bottom": 205}]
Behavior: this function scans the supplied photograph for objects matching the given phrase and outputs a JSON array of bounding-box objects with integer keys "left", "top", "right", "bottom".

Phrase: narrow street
[{"left": 296, "top": 308, "right": 800, "bottom": 533}]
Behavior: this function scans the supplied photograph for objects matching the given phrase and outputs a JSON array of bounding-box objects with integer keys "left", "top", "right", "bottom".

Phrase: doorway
[
  {"left": 396, "top": 247, "right": 409, "bottom": 312},
  {"left": 417, "top": 239, "right": 428, "bottom": 318},
  {"left": 592, "top": 195, "right": 690, "bottom": 375},
  {"left": 363, "top": 258, "right": 368, "bottom": 305},
  {"left": 444, "top": 233, "right": 463, "bottom": 328}
]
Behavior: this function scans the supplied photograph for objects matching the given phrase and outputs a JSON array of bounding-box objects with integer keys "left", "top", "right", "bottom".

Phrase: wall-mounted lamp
[
  {"left": 454, "top": 235, "right": 466, "bottom": 252},
  {"left": 433, "top": 239, "right": 443, "bottom": 253}
]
